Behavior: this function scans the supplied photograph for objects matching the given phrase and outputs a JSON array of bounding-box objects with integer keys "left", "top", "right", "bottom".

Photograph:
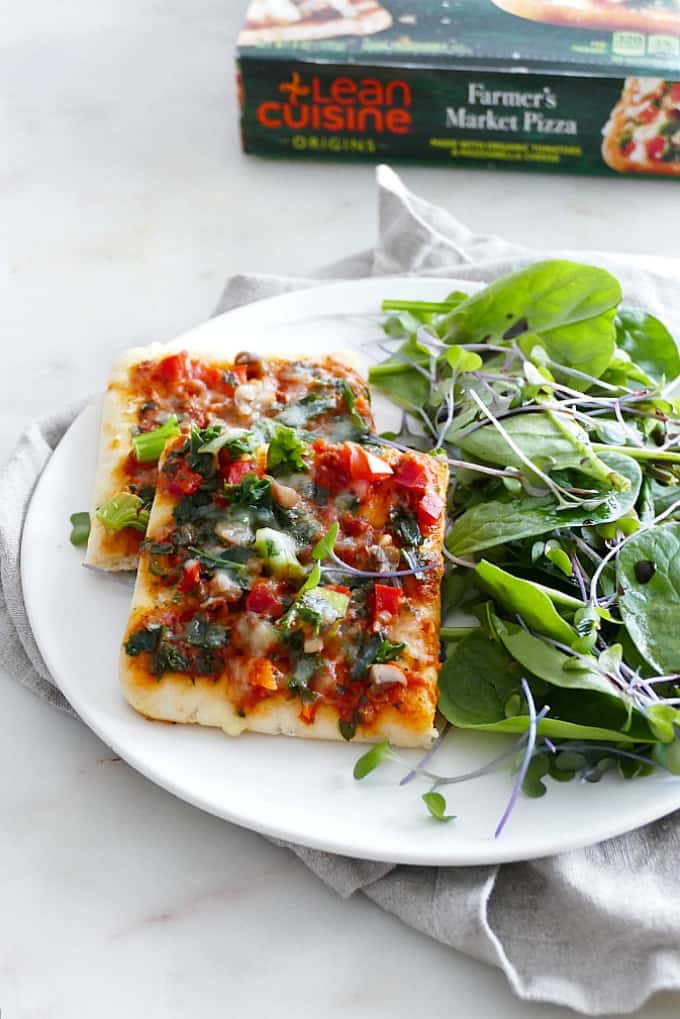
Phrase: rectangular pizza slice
[
  {"left": 239, "top": 0, "right": 392, "bottom": 45},
  {"left": 85, "top": 345, "right": 374, "bottom": 571},
  {"left": 119, "top": 424, "right": 448, "bottom": 747}
]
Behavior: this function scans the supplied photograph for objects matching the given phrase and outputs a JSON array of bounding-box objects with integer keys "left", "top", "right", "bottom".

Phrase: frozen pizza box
[{"left": 236, "top": 1, "right": 680, "bottom": 177}]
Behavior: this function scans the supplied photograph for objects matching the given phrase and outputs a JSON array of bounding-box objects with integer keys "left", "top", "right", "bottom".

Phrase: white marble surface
[{"left": 3, "top": 1, "right": 680, "bottom": 1016}]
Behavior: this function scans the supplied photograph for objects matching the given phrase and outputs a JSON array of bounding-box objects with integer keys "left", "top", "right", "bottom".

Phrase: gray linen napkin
[{"left": 4, "top": 166, "right": 680, "bottom": 1016}]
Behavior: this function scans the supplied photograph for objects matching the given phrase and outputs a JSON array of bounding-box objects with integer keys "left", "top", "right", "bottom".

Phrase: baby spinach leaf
[
  {"left": 442, "top": 260, "right": 622, "bottom": 344},
  {"left": 437, "top": 631, "right": 520, "bottom": 727},
  {"left": 437, "top": 630, "right": 646, "bottom": 742},
  {"left": 447, "top": 453, "right": 641, "bottom": 556},
  {"left": 519, "top": 311, "right": 617, "bottom": 388},
  {"left": 276, "top": 391, "right": 337, "bottom": 427},
  {"left": 617, "top": 522, "right": 680, "bottom": 673},
  {"left": 492, "top": 617, "right": 654, "bottom": 741},
  {"left": 184, "top": 616, "right": 229, "bottom": 650},
  {"left": 616, "top": 309, "right": 680, "bottom": 385},
  {"left": 476, "top": 561, "right": 576, "bottom": 644},
  {"left": 457, "top": 411, "right": 616, "bottom": 483}
]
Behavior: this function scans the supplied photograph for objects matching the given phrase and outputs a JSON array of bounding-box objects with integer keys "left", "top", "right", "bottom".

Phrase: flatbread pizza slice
[
  {"left": 603, "top": 78, "right": 680, "bottom": 176},
  {"left": 120, "top": 425, "right": 448, "bottom": 747},
  {"left": 85, "top": 346, "right": 374, "bottom": 571},
  {"left": 491, "top": 0, "right": 680, "bottom": 32},
  {"left": 239, "top": 0, "right": 392, "bottom": 45}
]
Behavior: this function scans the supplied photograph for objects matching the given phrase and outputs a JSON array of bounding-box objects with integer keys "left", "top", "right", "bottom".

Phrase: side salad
[{"left": 352, "top": 259, "right": 680, "bottom": 835}]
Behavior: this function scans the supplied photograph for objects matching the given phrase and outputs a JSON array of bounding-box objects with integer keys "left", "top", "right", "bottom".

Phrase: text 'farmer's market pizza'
[
  {"left": 603, "top": 78, "right": 680, "bottom": 175},
  {"left": 120, "top": 426, "right": 447, "bottom": 747},
  {"left": 491, "top": 0, "right": 680, "bottom": 32},
  {"left": 85, "top": 345, "right": 373, "bottom": 571},
  {"left": 239, "top": 0, "right": 393, "bottom": 45}
]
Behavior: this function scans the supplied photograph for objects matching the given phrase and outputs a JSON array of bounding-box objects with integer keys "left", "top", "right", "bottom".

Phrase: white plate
[{"left": 22, "top": 277, "right": 680, "bottom": 865}]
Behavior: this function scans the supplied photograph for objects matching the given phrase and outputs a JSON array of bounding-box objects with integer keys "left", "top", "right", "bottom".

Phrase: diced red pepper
[
  {"left": 245, "top": 582, "right": 284, "bottom": 618},
  {"left": 638, "top": 105, "right": 661, "bottom": 125},
  {"left": 179, "top": 560, "right": 201, "bottom": 593},
  {"left": 373, "top": 583, "right": 402, "bottom": 619},
  {"left": 346, "top": 443, "right": 393, "bottom": 482},
  {"left": 393, "top": 459, "right": 428, "bottom": 493},
  {"left": 192, "top": 362, "right": 222, "bottom": 389},
  {"left": 167, "top": 464, "right": 203, "bottom": 496},
  {"left": 226, "top": 460, "right": 255, "bottom": 485},
  {"left": 156, "top": 352, "right": 188, "bottom": 386},
  {"left": 670, "top": 83, "right": 680, "bottom": 104},
  {"left": 646, "top": 136, "right": 667, "bottom": 161},
  {"left": 417, "top": 491, "right": 445, "bottom": 528},
  {"left": 327, "top": 584, "right": 352, "bottom": 598}
]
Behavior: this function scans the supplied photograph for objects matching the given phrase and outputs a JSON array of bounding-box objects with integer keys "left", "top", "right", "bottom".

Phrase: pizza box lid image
[{"left": 236, "top": 1, "right": 680, "bottom": 76}]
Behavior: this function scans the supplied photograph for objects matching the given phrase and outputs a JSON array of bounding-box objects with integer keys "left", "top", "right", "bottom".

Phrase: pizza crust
[
  {"left": 602, "top": 78, "right": 680, "bottom": 176},
  {"left": 491, "top": 0, "right": 680, "bottom": 32},
  {"left": 239, "top": 0, "right": 392, "bottom": 44}
]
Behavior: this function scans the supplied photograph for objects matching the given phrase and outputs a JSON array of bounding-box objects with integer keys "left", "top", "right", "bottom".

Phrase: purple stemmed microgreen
[
  {"left": 311, "top": 522, "right": 439, "bottom": 580},
  {"left": 494, "top": 679, "right": 542, "bottom": 838},
  {"left": 468, "top": 390, "right": 583, "bottom": 508}
]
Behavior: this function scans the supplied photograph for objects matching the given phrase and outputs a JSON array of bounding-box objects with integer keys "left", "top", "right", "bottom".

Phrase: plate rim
[{"left": 21, "top": 275, "right": 680, "bottom": 866}]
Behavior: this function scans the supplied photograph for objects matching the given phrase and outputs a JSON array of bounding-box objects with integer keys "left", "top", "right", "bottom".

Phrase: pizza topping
[
  {"left": 368, "top": 664, "right": 407, "bottom": 689},
  {"left": 270, "top": 478, "right": 300, "bottom": 509},
  {"left": 179, "top": 559, "right": 201, "bottom": 593},
  {"left": 132, "top": 416, "right": 181, "bottom": 463},
  {"left": 346, "top": 442, "right": 393, "bottom": 481},
  {"left": 372, "top": 583, "right": 402, "bottom": 623},
  {"left": 254, "top": 527, "right": 306, "bottom": 579},
  {"left": 245, "top": 580, "right": 285, "bottom": 617},
  {"left": 122, "top": 423, "right": 446, "bottom": 730},
  {"left": 97, "top": 493, "right": 150, "bottom": 533},
  {"left": 266, "top": 424, "right": 309, "bottom": 474},
  {"left": 647, "top": 135, "right": 668, "bottom": 161}
]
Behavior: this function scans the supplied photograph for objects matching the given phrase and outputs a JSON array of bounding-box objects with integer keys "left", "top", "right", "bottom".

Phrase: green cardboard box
[{"left": 237, "top": 0, "right": 680, "bottom": 177}]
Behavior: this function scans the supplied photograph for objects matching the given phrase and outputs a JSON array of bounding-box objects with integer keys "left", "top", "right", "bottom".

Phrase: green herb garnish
[
  {"left": 133, "top": 416, "right": 180, "bottom": 462},
  {"left": 96, "top": 493, "right": 150, "bottom": 533}
]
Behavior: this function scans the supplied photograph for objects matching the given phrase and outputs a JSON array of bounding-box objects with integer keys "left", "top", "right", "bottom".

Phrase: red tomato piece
[
  {"left": 417, "top": 491, "right": 445, "bottom": 528},
  {"left": 226, "top": 460, "right": 255, "bottom": 485},
  {"left": 167, "top": 464, "right": 203, "bottom": 496},
  {"left": 638, "top": 105, "right": 660, "bottom": 125},
  {"left": 393, "top": 459, "right": 428, "bottom": 493},
  {"left": 670, "top": 83, "right": 680, "bottom": 104},
  {"left": 346, "top": 443, "right": 393, "bottom": 482},
  {"left": 373, "top": 583, "right": 402, "bottom": 618},
  {"left": 646, "top": 136, "right": 667, "bottom": 161},
  {"left": 156, "top": 352, "right": 188, "bottom": 386},
  {"left": 179, "top": 560, "right": 201, "bottom": 593},
  {"left": 245, "top": 582, "right": 284, "bottom": 618},
  {"left": 622, "top": 140, "right": 635, "bottom": 157}
]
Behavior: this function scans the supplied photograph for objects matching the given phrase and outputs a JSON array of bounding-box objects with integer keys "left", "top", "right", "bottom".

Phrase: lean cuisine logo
[{"left": 256, "top": 71, "right": 412, "bottom": 135}]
